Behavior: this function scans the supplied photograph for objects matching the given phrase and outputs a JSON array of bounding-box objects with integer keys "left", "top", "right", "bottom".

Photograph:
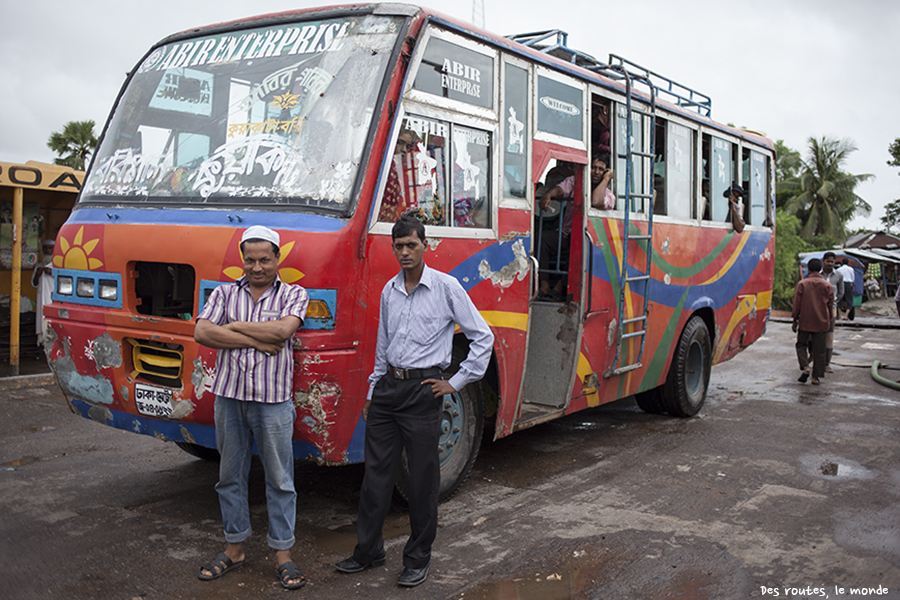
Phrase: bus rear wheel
[
  {"left": 634, "top": 387, "right": 667, "bottom": 414},
  {"left": 660, "top": 315, "right": 711, "bottom": 418},
  {"left": 395, "top": 348, "right": 485, "bottom": 504}
]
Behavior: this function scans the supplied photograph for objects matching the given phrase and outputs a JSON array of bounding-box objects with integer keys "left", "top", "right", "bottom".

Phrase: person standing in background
[
  {"left": 31, "top": 239, "right": 55, "bottom": 349},
  {"left": 836, "top": 258, "right": 855, "bottom": 320},
  {"left": 792, "top": 258, "right": 834, "bottom": 386},
  {"left": 820, "top": 252, "right": 842, "bottom": 373}
]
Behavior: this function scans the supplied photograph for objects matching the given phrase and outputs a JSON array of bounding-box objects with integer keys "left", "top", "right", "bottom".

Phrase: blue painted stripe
[
  {"left": 65, "top": 206, "right": 348, "bottom": 233},
  {"left": 447, "top": 237, "right": 531, "bottom": 292}
]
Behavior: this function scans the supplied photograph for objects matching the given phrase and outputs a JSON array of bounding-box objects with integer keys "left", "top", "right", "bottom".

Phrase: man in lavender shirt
[
  {"left": 194, "top": 225, "right": 309, "bottom": 590},
  {"left": 336, "top": 215, "right": 493, "bottom": 587}
]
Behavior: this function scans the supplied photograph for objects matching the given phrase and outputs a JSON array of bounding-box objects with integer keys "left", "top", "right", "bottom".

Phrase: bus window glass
[
  {"left": 537, "top": 76, "right": 583, "bottom": 141},
  {"left": 81, "top": 15, "right": 402, "bottom": 211},
  {"left": 749, "top": 151, "right": 768, "bottom": 226},
  {"left": 412, "top": 37, "right": 494, "bottom": 109},
  {"left": 614, "top": 104, "right": 645, "bottom": 212},
  {"left": 666, "top": 122, "right": 693, "bottom": 220},
  {"left": 377, "top": 115, "right": 491, "bottom": 229},
  {"left": 711, "top": 137, "right": 733, "bottom": 222},
  {"left": 503, "top": 64, "right": 528, "bottom": 199},
  {"left": 451, "top": 125, "right": 491, "bottom": 228}
]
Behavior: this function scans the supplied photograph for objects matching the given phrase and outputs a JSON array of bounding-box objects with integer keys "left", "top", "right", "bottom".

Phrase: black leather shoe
[
  {"left": 335, "top": 554, "right": 386, "bottom": 574},
  {"left": 397, "top": 563, "right": 430, "bottom": 587}
]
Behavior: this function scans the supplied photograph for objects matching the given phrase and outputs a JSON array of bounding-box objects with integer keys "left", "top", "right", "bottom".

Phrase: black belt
[{"left": 388, "top": 364, "right": 442, "bottom": 380}]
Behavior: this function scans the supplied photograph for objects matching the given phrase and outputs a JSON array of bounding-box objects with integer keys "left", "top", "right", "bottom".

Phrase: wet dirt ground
[{"left": 1, "top": 320, "right": 898, "bottom": 600}]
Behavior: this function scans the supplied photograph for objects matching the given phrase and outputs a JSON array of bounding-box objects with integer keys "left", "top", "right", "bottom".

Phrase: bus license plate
[{"left": 135, "top": 382, "right": 174, "bottom": 418}]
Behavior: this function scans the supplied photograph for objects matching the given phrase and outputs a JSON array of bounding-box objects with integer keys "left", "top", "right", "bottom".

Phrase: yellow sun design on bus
[
  {"left": 53, "top": 226, "right": 103, "bottom": 270},
  {"left": 223, "top": 241, "right": 304, "bottom": 284}
]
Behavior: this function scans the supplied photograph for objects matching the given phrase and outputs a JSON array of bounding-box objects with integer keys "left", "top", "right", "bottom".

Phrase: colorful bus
[{"left": 44, "top": 4, "right": 775, "bottom": 501}]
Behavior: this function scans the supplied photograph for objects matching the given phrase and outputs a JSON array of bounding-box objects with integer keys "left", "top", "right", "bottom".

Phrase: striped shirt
[
  {"left": 368, "top": 263, "right": 494, "bottom": 399},
  {"left": 198, "top": 276, "right": 308, "bottom": 403}
]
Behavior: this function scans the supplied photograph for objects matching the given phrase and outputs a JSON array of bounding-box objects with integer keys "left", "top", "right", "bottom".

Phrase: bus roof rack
[{"left": 506, "top": 31, "right": 712, "bottom": 118}]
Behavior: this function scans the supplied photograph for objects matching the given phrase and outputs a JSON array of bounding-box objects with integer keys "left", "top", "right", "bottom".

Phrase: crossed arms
[{"left": 194, "top": 316, "right": 302, "bottom": 356}]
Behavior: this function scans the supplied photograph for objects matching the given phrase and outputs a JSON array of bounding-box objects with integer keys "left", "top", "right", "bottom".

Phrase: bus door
[{"left": 518, "top": 142, "right": 588, "bottom": 420}]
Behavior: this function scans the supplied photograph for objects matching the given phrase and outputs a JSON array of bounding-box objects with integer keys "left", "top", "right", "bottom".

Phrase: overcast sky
[{"left": 2, "top": 0, "right": 898, "bottom": 232}]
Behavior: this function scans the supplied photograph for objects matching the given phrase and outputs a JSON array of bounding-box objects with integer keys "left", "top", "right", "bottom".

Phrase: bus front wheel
[
  {"left": 660, "top": 316, "right": 711, "bottom": 418},
  {"left": 395, "top": 348, "right": 485, "bottom": 504},
  {"left": 174, "top": 441, "right": 220, "bottom": 461}
]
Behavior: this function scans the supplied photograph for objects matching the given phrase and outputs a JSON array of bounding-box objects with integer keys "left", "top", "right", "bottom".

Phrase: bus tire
[
  {"left": 174, "top": 441, "right": 220, "bottom": 461},
  {"left": 660, "top": 315, "right": 711, "bottom": 418},
  {"left": 634, "top": 387, "right": 667, "bottom": 414},
  {"left": 395, "top": 347, "right": 485, "bottom": 504}
]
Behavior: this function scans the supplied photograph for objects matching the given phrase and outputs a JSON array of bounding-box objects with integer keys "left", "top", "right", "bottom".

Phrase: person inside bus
[
  {"left": 723, "top": 182, "right": 746, "bottom": 233},
  {"left": 591, "top": 101, "right": 611, "bottom": 156},
  {"left": 377, "top": 129, "right": 419, "bottom": 223},
  {"left": 537, "top": 154, "right": 614, "bottom": 301}
]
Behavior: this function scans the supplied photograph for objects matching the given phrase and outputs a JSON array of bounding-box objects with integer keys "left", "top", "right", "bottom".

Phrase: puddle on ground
[
  {"left": 450, "top": 546, "right": 612, "bottom": 600},
  {"left": 799, "top": 454, "right": 875, "bottom": 481},
  {"left": 1, "top": 456, "right": 41, "bottom": 468},
  {"left": 454, "top": 571, "right": 580, "bottom": 600},
  {"left": 307, "top": 513, "right": 411, "bottom": 556}
]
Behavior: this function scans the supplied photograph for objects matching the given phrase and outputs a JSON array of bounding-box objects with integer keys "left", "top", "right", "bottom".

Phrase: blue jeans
[{"left": 214, "top": 396, "right": 297, "bottom": 550}]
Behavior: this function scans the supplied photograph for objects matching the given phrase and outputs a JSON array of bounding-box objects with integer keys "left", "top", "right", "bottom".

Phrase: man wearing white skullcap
[{"left": 194, "top": 225, "right": 310, "bottom": 589}]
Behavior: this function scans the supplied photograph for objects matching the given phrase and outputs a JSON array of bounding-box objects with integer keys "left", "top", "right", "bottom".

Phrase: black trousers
[
  {"left": 796, "top": 330, "right": 827, "bottom": 379},
  {"left": 353, "top": 374, "right": 441, "bottom": 569}
]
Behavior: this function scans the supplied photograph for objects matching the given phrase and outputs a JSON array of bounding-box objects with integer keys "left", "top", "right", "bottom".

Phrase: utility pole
[{"left": 472, "top": 0, "right": 484, "bottom": 28}]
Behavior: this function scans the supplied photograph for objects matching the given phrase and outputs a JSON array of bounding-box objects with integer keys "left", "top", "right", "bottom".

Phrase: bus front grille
[{"left": 126, "top": 338, "right": 184, "bottom": 386}]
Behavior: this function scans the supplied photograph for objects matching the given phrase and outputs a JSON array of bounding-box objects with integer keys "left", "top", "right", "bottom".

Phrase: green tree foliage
[
  {"left": 47, "top": 120, "right": 98, "bottom": 171},
  {"left": 774, "top": 140, "right": 802, "bottom": 208},
  {"left": 883, "top": 199, "right": 900, "bottom": 234},
  {"left": 773, "top": 208, "right": 807, "bottom": 310},
  {"left": 888, "top": 137, "right": 900, "bottom": 169},
  {"left": 779, "top": 136, "right": 873, "bottom": 243},
  {"left": 884, "top": 138, "right": 900, "bottom": 233}
]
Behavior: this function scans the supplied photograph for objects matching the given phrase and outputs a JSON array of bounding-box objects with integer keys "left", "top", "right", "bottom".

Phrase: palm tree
[
  {"left": 47, "top": 120, "right": 99, "bottom": 171},
  {"left": 779, "top": 136, "right": 872, "bottom": 242}
]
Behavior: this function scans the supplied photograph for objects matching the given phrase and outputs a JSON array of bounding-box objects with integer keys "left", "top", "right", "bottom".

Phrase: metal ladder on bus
[{"left": 605, "top": 65, "right": 658, "bottom": 378}]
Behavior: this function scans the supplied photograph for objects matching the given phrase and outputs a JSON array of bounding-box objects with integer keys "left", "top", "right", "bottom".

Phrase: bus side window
[
  {"left": 702, "top": 134, "right": 712, "bottom": 220},
  {"left": 376, "top": 115, "right": 491, "bottom": 229},
  {"left": 653, "top": 119, "right": 666, "bottom": 215},
  {"left": 747, "top": 149, "right": 770, "bottom": 227},
  {"left": 451, "top": 125, "right": 491, "bottom": 228},
  {"left": 665, "top": 121, "right": 694, "bottom": 220}
]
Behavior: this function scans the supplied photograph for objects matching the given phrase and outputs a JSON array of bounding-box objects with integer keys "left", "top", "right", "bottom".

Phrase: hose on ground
[{"left": 870, "top": 361, "right": 900, "bottom": 390}]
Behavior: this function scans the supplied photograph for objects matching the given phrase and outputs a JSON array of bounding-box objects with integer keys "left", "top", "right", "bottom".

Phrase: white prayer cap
[
  {"left": 240, "top": 226, "right": 280, "bottom": 248},
  {"left": 42, "top": 240, "right": 55, "bottom": 247}
]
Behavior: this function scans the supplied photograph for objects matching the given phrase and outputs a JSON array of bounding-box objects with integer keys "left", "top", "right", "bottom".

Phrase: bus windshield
[{"left": 81, "top": 13, "right": 402, "bottom": 212}]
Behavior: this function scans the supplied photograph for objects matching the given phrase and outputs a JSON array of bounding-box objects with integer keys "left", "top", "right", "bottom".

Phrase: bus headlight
[
  {"left": 98, "top": 279, "right": 118, "bottom": 302},
  {"left": 76, "top": 278, "right": 95, "bottom": 298},
  {"left": 57, "top": 275, "right": 74, "bottom": 296}
]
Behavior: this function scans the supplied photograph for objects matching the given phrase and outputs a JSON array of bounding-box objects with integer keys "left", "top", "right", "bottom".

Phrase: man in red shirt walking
[{"left": 792, "top": 257, "right": 834, "bottom": 385}]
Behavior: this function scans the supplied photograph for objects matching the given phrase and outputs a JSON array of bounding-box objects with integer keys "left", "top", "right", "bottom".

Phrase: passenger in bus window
[
  {"left": 537, "top": 155, "right": 614, "bottom": 300},
  {"left": 378, "top": 129, "right": 419, "bottom": 223},
  {"left": 701, "top": 180, "right": 711, "bottom": 220},
  {"left": 591, "top": 101, "right": 611, "bottom": 155},
  {"left": 194, "top": 226, "right": 309, "bottom": 590},
  {"left": 589, "top": 155, "right": 615, "bottom": 210},
  {"left": 724, "top": 182, "right": 746, "bottom": 233}
]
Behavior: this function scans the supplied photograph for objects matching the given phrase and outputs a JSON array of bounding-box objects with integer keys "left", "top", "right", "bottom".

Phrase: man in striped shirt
[
  {"left": 194, "top": 225, "right": 309, "bottom": 590},
  {"left": 336, "top": 215, "right": 494, "bottom": 587}
]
